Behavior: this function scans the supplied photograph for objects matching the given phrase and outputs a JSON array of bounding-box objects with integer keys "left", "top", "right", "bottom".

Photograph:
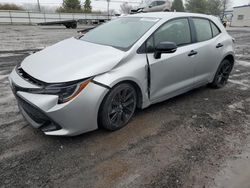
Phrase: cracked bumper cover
[{"left": 9, "top": 69, "right": 109, "bottom": 136}]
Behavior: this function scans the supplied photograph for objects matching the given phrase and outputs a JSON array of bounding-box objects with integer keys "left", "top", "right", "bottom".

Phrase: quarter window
[
  {"left": 193, "top": 18, "right": 212, "bottom": 42},
  {"left": 154, "top": 18, "right": 191, "bottom": 47},
  {"left": 210, "top": 22, "right": 221, "bottom": 37}
]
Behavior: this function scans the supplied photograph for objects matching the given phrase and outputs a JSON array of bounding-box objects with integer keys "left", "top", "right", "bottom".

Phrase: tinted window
[
  {"left": 149, "top": 1, "right": 157, "bottom": 7},
  {"left": 157, "top": 1, "right": 165, "bottom": 5},
  {"left": 210, "top": 22, "right": 220, "bottom": 37},
  {"left": 80, "top": 17, "right": 158, "bottom": 50},
  {"left": 154, "top": 18, "right": 191, "bottom": 46},
  {"left": 193, "top": 18, "right": 212, "bottom": 42}
]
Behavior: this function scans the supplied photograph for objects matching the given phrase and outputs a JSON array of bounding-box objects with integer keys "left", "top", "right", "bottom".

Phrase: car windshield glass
[{"left": 80, "top": 17, "right": 159, "bottom": 51}]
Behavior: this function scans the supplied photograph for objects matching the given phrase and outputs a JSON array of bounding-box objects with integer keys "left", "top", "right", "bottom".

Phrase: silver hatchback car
[
  {"left": 131, "top": 0, "right": 171, "bottom": 13},
  {"left": 9, "top": 12, "right": 235, "bottom": 136}
]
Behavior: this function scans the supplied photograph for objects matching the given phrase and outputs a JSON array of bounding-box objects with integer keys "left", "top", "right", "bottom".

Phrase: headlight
[
  {"left": 15, "top": 65, "right": 91, "bottom": 103},
  {"left": 32, "top": 78, "right": 91, "bottom": 104}
]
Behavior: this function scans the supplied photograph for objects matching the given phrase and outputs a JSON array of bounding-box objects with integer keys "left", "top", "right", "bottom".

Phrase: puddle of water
[{"left": 211, "top": 145, "right": 250, "bottom": 188}]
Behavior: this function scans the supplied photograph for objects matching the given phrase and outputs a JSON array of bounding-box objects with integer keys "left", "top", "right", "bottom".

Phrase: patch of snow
[
  {"left": 0, "top": 75, "right": 8, "bottom": 80},
  {"left": 228, "top": 101, "right": 244, "bottom": 110},
  {"left": 228, "top": 79, "right": 250, "bottom": 88},
  {"left": 237, "top": 60, "right": 250, "bottom": 67},
  {"left": 231, "top": 72, "right": 250, "bottom": 78},
  {"left": 0, "top": 53, "right": 21, "bottom": 58}
]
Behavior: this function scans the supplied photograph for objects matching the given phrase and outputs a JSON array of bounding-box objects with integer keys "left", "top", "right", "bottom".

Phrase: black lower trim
[{"left": 17, "top": 95, "right": 61, "bottom": 132}]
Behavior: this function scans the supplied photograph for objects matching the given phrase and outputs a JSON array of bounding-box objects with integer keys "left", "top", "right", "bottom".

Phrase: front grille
[
  {"left": 16, "top": 67, "right": 45, "bottom": 87},
  {"left": 17, "top": 96, "right": 48, "bottom": 124},
  {"left": 17, "top": 96, "right": 62, "bottom": 132}
]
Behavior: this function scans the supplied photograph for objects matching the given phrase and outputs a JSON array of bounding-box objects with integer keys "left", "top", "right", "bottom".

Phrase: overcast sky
[{"left": 0, "top": 0, "right": 249, "bottom": 12}]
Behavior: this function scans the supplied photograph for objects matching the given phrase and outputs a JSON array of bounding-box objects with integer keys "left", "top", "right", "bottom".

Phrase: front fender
[{"left": 93, "top": 54, "right": 151, "bottom": 108}]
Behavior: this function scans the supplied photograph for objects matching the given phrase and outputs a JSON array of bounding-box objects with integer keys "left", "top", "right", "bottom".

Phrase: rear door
[
  {"left": 209, "top": 21, "right": 226, "bottom": 79},
  {"left": 190, "top": 18, "right": 224, "bottom": 85},
  {"left": 146, "top": 18, "right": 198, "bottom": 102}
]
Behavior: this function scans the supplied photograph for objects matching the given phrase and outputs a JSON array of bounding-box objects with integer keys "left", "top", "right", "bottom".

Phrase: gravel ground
[{"left": 0, "top": 25, "right": 250, "bottom": 188}]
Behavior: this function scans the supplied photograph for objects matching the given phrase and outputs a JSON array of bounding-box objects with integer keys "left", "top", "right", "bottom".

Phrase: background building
[{"left": 231, "top": 5, "right": 250, "bottom": 27}]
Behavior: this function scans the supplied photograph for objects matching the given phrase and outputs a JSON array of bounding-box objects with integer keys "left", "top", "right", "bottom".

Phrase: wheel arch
[
  {"left": 97, "top": 79, "right": 143, "bottom": 129},
  {"left": 104, "top": 80, "right": 143, "bottom": 109},
  {"left": 119, "top": 80, "right": 143, "bottom": 109},
  {"left": 209, "top": 53, "right": 235, "bottom": 84},
  {"left": 223, "top": 53, "right": 235, "bottom": 65}
]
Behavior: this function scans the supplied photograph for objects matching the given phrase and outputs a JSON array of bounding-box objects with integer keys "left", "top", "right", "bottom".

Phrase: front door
[{"left": 146, "top": 18, "right": 198, "bottom": 102}]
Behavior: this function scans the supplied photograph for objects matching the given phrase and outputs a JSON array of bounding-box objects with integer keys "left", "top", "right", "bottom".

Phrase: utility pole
[
  {"left": 107, "top": 0, "right": 110, "bottom": 20},
  {"left": 37, "top": 0, "right": 41, "bottom": 12}
]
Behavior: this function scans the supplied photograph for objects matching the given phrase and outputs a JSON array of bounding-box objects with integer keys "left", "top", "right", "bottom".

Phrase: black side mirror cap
[{"left": 154, "top": 42, "right": 177, "bottom": 59}]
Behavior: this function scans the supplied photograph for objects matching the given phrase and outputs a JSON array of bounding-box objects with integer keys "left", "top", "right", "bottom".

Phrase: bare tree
[
  {"left": 206, "top": 0, "right": 222, "bottom": 16},
  {"left": 109, "top": 9, "right": 116, "bottom": 16},
  {"left": 185, "top": 0, "right": 207, "bottom": 13},
  {"left": 120, "top": 2, "right": 133, "bottom": 14},
  {"left": 221, "top": 0, "right": 231, "bottom": 19}
]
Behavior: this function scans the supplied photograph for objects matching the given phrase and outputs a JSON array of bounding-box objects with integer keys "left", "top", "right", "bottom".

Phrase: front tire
[
  {"left": 210, "top": 59, "right": 233, "bottom": 88},
  {"left": 99, "top": 83, "right": 137, "bottom": 131}
]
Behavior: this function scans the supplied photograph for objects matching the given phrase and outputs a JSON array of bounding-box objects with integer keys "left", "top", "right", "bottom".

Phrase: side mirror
[
  {"left": 148, "top": 5, "right": 152, "bottom": 8},
  {"left": 154, "top": 42, "right": 177, "bottom": 59}
]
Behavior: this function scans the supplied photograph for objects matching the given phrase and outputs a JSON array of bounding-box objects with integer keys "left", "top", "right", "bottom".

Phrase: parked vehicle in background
[
  {"left": 9, "top": 12, "right": 235, "bottom": 136},
  {"left": 131, "top": 0, "right": 171, "bottom": 13}
]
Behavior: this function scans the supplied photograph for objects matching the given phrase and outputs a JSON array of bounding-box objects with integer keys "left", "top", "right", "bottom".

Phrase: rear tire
[
  {"left": 99, "top": 83, "right": 137, "bottom": 131},
  {"left": 71, "top": 23, "right": 77, "bottom": 29},
  {"left": 64, "top": 24, "right": 71, "bottom": 29},
  {"left": 209, "top": 59, "right": 233, "bottom": 89}
]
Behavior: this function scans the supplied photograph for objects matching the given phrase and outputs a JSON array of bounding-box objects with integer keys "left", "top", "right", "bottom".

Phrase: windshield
[{"left": 80, "top": 17, "right": 159, "bottom": 51}]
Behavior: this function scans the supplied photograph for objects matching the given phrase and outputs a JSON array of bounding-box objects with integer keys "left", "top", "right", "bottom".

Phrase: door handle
[
  {"left": 216, "top": 43, "right": 224, "bottom": 48},
  {"left": 188, "top": 50, "right": 198, "bottom": 57}
]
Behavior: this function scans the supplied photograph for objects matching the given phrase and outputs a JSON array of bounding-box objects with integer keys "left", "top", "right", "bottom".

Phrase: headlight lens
[{"left": 33, "top": 79, "right": 91, "bottom": 104}]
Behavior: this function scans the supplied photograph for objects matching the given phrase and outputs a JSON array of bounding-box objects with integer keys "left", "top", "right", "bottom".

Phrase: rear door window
[{"left": 193, "top": 18, "right": 212, "bottom": 42}]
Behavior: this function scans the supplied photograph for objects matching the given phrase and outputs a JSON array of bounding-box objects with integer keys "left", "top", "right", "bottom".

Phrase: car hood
[{"left": 21, "top": 37, "right": 125, "bottom": 83}]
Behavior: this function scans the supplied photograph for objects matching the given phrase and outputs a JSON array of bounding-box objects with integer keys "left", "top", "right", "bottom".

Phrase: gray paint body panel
[
  {"left": 9, "top": 12, "right": 235, "bottom": 135},
  {"left": 21, "top": 38, "right": 125, "bottom": 83}
]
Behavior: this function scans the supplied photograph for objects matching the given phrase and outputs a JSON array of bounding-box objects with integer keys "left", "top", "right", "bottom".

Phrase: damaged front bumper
[{"left": 9, "top": 68, "right": 109, "bottom": 136}]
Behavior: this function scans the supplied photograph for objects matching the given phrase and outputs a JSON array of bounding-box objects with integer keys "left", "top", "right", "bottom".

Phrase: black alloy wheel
[
  {"left": 99, "top": 83, "right": 137, "bottom": 131},
  {"left": 210, "top": 59, "right": 233, "bottom": 88}
]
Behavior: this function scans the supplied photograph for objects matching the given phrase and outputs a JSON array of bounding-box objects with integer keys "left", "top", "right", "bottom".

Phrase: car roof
[{"left": 127, "top": 12, "right": 214, "bottom": 20}]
